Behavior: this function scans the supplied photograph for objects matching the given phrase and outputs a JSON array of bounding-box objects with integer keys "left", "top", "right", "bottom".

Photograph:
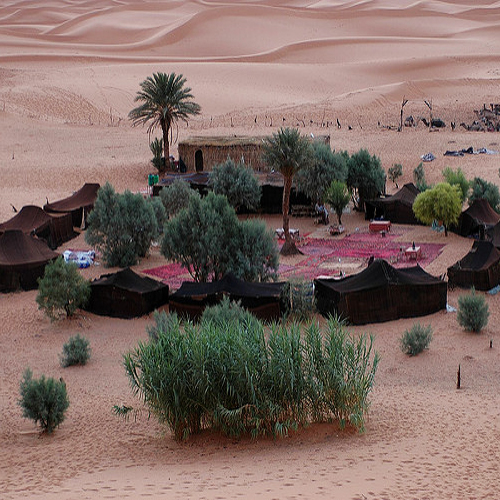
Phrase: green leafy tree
[
  {"left": 469, "top": 177, "right": 500, "bottom": 213},
  {"left": 346, "top": 149, "right": 386, "bottom": 211},
  {"left": 457, "top": 288, "right": 489, "bottom": 333},
  {"left": 295, "top": 142, "right": 348, "bottom": 203},
  {"left": 209, "top": 158, "right": 261, "bottom": 212},
  {"left": 161, "top": 192, "right": 278, "bottom": 282},
  {"left": 159, "top": 178, "right": 200, "bottom": 219},
  {"left": 443, "top": 167, "right": 469, "bottom": 202},
  {"left": 413, "top": 162, "right": 429, "bottom": 192},
  {"left": 388, "top": 163, "right": 403, "bottom": 188},
  {"left": 325, "top": 180, "right": 351, "bottom": 225},
  {"left": 412, "top": 182, "right": 462, "bottom": 236},
  {"left": 129, "top": 72, "right": 201, "bottom": 171},
  {"left": 19, "top": 368, "right": 69, "bottom": 434},
  {"left": 147, "top": 196, "right": 167, "bottom": 235},
  {"left": 36, "top": 257, "right": 90, "bottom": 320},
  {"left": 85, "top": 183, "right": 159, "bottom": 267},
  {"left": 262, "top": 128, "right": 313, "bottom": 255},
  {"left": 149, "top": 137, "right": 164, "bottom": 172}
]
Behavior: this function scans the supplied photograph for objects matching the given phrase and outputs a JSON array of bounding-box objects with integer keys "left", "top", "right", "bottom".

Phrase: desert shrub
[
  {"left": 201, "top": 296, "right": 260, "bottom": 327},
  {"left": 400, "top": 323, "right": 433, "bottom": 356},
  {"left": 413, "top": 162, "right": 429, "bottom": 192},
  {"left": 160, "top": 178, "right": 201, "bottom": 219},
  {"left": 388, "top": 163, "right": 403, "bottom": 188},
  {"left": 468, "top": 177, "right": 500, "bottom": 213},
  {"left": 280, "top": 276, "right": 315, "bottom": 322},
  {"left": 60, "top": 334, "right": 91, "bottom": 367},
  {"left": 85, "top": 182, "right": 158, "bottom": 267},
  {"left": 19, "top": 368, "right": 69, "bottom": 434},
  {"left": 149, "top": 137, "right": 164, "bottom": 172},
  {"left": 295, "top": 142, "right": 348, "bottom": 203},
  {"left": 346, "top": 149, "right": 386, "bottom": 211},
  {"left": 457, "top": 288, "right": 489, "bottom": 332},
  {"left": 147, "top": 310, "right": 181, "bottom": 341},
  {"left": 442, "top": 167, "right": 469, "bottom": 202},
  {"left": 147, "top": 196, "right": 167, "bottom": 235},
  {"left": 209, "top": 158, "right": 261, "bottom": 212},
  {"left": 123, "top": 316, "right": 379, "bottom": 440},
  {"left": 162, "top": 192, "right": 278, "bottom": 282},
  {"left": 325, "top": 180, "right": 351, "bottom": 225},
  {"left": 36, "top": 257, "right": 91, "bottom": 321}
]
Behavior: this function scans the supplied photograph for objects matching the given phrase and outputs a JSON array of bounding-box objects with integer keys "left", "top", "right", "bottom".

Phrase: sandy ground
[{"left": 1, "top": 1, "right": 500, "bottom": 499}]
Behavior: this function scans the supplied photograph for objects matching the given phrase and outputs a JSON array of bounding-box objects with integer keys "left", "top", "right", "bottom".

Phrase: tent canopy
[
  {"left": 86, "top": 267, "right": 169, "bottom": 318},
  {"left": 365, "top": 183, "right": 420, "bottom": 224},
  {"left": 169, "top": 273, "right": 286, "bottom": 321},
  {"left": 447, "top": 240, "right": 500, "bottom": 291},
  {"left": 0, "top": 205, "right": 75, "bottom": 248},
  {"left": 0, "top": 230, "right": 59, "bottom": 291},
  {"left": 314, "top": 259, "right": 447, "bottom": 325},
  {"left": 457, "top": 199, "right": 500, "bottom": 237},
  {"left": 44, "top": 183, "right": 100, "bottom": 228}
]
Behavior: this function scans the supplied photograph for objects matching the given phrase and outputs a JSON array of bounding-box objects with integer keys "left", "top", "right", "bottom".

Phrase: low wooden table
[
  {"left": 275, "top": 228, "right": 300, "bottom": 240},
  {"left": 405, "top": 246, "right": 421, "bottom": 260},
  {"left": 369, "top": 220, "right": 391, "bottom": 233}
]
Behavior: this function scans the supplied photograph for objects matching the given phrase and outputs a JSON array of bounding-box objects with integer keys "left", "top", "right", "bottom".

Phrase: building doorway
[{"left": 195, "top": 149, "right": 204, "bottom": 172}]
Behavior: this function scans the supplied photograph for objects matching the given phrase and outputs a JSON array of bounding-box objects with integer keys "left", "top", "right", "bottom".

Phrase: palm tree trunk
[
  {"left": 281, "top": 175, "right": 300, "bottom": 255},
  {"left": 161, "top": 119, "right": 169, "bottom": 173}
]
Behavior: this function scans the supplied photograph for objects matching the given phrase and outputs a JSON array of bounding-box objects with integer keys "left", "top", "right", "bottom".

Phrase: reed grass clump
[{"left": 124, "top": 314, "right": 379, "bottom": 440}]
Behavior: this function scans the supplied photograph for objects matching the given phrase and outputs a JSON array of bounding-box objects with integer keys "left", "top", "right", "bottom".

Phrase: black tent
[
  {"left": 0, "top": 205, "right": 75, "bottom": 249},
  {"left": 447, "top": 240, "right": 500, "bottom": 291},
  {"left": 44, "top": 183, "right": 100, "bottom": 228},
  {"left": 314, "top": 259, "right": 447, "bottom": 325},
  {"left": 169, "top": 273, "right": 286, "bottom": 321},
  {"left": 365, "top": 183, "right": 420, "bottom": 224},
  {"left": 486, "top": 221, "right": 500, "bottom": 248},
  {"left": 86, "top": 267, "right": 169, "bottom": 318},
  {"left": 0, "top": 230, "right": 59, "bottom": 292},
  {"left": 153, "top": 172, "right": 210, "bottom": 196},
  {"left": 457, "top": 199, "right": 500, "bottom": 238}
]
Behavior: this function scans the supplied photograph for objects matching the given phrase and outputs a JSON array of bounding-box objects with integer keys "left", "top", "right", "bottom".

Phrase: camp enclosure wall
[
  {"left": 86, "top": 268, "right": 169, "bottom": 318},
  {"left": 314, "top": 259, "right": 447, "bottom": 325},
  {"left": 169, "top": 273, "right": 286, "bottom": 322},
  {"left": 447, "top": 241, "right": 500, "bottom": 291},
  {"left": 177, "top": 135, "right": 330, "bottom": 173}
]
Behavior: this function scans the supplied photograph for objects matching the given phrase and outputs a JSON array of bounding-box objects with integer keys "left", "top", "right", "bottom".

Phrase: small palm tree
[
  {"left": 129, "top": 72, "right": 201, "bottom": 172},
  {"left": 262, "top": 128, "right": 312, "bottom": 255}
]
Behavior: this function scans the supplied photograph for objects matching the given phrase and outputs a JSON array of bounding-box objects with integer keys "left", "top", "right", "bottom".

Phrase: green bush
[
  {"left": 280, "top": 276, "right": 315, "bottom": 322},
  {"left": 124, "top": 316, "right": 379, "bottom": 440},
  {"left": 159, "top": 178, "right": 200, "bottom": 219},
  {"left": 457, "top": 288, "right": 489, "bottom": 332},
  {"left": 36, "top": 257, "right": 91, "bottom": 321},
  {"left": 442, "top": 167, "right": 469, "bottom": 202},
  {"left": 149, "top": 137, "right": 164, "bottom": 172},
  {"left": 201, "top": 296, "right": 260, "bottom": 327},
  {"left": 19, "top": 368, "right": 69, "bottom": 434},
  {"left": 413, "top": 162, "right": 429, "bottom": 192},
  {"left": 85, "top": 182, "right": 159, "bottom": 267},
  {"left": 60, "top": 334, "right": 91, "bottom": 367},
  {"left": 400, "top": 323, "right": 433, "bottom": 356},
  {"left": 469, "top": 177, "right": 500, "bottom": 213},
  {"left": 209, "top": 158, "right": 261, "bottom": 212},
  {"left": 388, "top": 163, "right": 403, "bottom": 188}
]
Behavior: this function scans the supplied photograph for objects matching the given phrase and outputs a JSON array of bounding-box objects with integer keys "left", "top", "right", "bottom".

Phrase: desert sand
[{"left": 1, "top": 1, "right": 500, "bottom": 499}]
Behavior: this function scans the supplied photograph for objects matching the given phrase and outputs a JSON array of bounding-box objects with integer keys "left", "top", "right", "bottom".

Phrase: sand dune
[{"left": 2, "top": 1, "right": 500, "bottom": 499}]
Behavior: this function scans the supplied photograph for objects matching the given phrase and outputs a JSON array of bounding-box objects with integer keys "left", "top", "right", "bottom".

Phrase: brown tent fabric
[
  {"left": 447, "top": 240, "right": 500, "bottom": 291},
  {"left": 86, "top": 267, "right": 169, "bottom": 318},
  {"left": 0, "top": 205, "right": 75, "bottom": 249},
  {"left": 44, "top": 183, "right": 100, "bottom": 228},
  {"left": 457, "top": 199, "right": 500, "bottom": 238},
  {"left": 0, "top": 230, "right": 59, "bottom": 291},
  {"left": 169, "top": 273, "right": 286, "bottom": 321},
  {"left": 314, "top": 259, "right": 447, "bottom": 325},
  {"left": 365, "top": 183, "right": 421, "bottom": 224}
]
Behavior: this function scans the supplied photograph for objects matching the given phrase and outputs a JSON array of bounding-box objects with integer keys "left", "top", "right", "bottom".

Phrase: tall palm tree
[
  {"left": 262, "top": 128, "right": 312, "bottom": 255},
  {"left": 129, "top": 72, "right": 201, "bottom": 171}
]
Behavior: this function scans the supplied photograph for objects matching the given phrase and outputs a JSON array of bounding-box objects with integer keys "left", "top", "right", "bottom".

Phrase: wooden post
[
  {"left": 424, "top": 99, "right": 433, "bottom": 129},
  {"left": 399, "top": 97, "right": 408, "bottom": 131},
  {"left": 456, "top": 364, "right": 461, "bottom": 389},
  {"left": 490, "top": 339, "right": 493, "bottom": 349}
]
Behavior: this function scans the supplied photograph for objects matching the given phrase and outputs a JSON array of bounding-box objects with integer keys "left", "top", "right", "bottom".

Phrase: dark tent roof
[
  {"left": 44, "top": 183, "right": 100, "bottom": 228},
  {"left": 314, "top": 259, "right": 447, "bottom": 325},
  {"left": 0, "top": 230, "right": 59, "bottom": 291},
  {"left": 486, "top": 221, "right": 500, "bottom": 248},
  {"left": 86, "top": 267, "right": 169, "bottom": 318},
  {"left": 365, "top": 183, "right": 420, "bottom": 224},
  {"left": 457, "top": 199, "right": 500, "bottom": 237},
  {"left": 170, "top": 273, "right": 286, "bottom": 321},
  {"left": 447, "top": 240, "right": 500, "bottom": 291},
  {"left": 0, "top": 205, "right": 75, "bottom": 249}
]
